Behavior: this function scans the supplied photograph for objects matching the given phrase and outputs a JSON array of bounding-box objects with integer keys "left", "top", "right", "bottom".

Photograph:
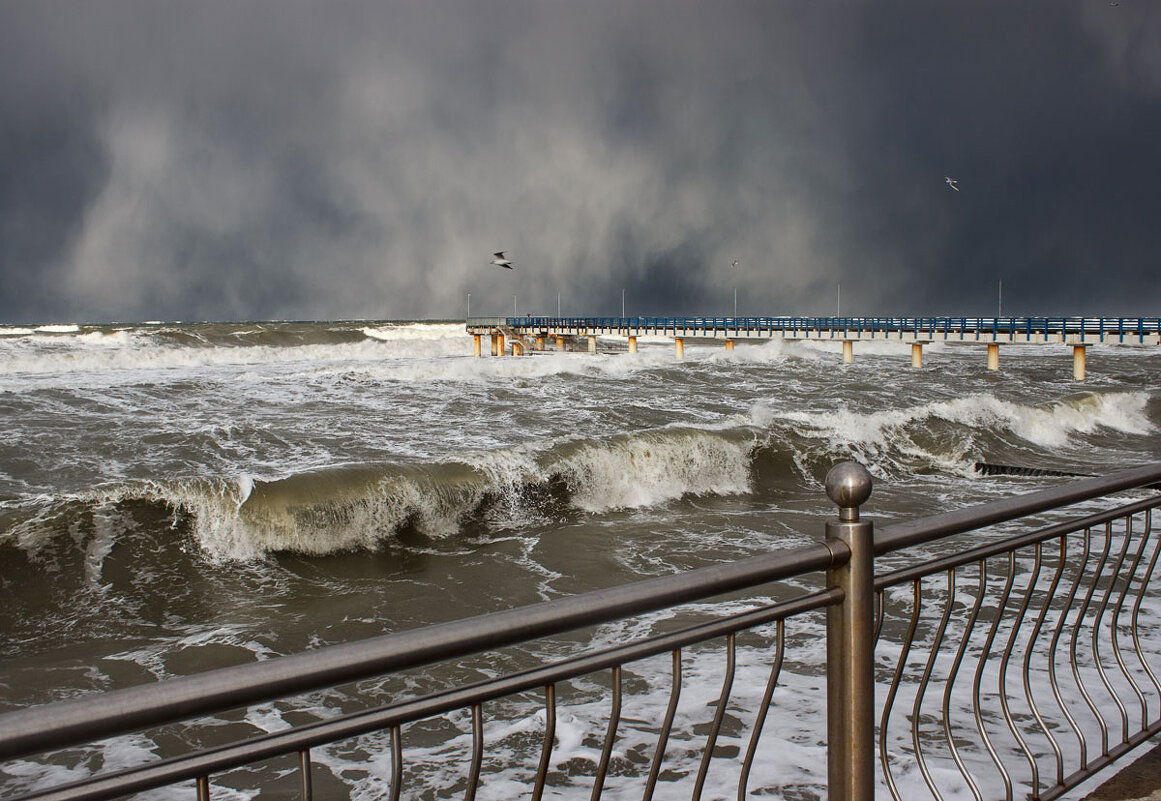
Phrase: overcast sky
[{"left": 1, "top": 1, "right": 1159, "bottom": 324}]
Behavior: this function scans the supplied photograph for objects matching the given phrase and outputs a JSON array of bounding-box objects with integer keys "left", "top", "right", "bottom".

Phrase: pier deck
[{"left": 467, "top": 315, "right": 1161, "bottom": 346}]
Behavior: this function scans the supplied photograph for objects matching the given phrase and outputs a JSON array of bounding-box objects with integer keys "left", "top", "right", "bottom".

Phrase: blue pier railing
[{"left": 468, "top": 316, "right": 1161, "bottom": 344}]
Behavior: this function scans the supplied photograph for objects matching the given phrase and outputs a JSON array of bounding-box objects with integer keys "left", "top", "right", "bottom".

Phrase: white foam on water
[
  {"left": 548, "top": 430, "right": 754, "bottom": 513},
  {"left": 361, "top": 322, "right": 468, "bottom": 341},
  {"left": 763, "top": 390, "right": 1153, "bottom": 460}
]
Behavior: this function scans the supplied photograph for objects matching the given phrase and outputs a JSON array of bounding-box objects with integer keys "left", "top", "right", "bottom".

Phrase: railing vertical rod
[
  {"left": 824, "top": 462, "right": 875, "bottom": 801},
  {"left": 197, "top": 776, "right": 210, "bottom": 801},
  {"left": 299, "top": 748, "right": 313, "bottom": 800},
  {"left": 692, "top": 633, "right": 736, "bottom": 801},
  {"left": 532, "top": 684, "right": 557, "bottom": 801},
  {"left": 738, "top": 620, "right": 786, "bottom": 801},
  {"left": 465, "top": 707, "right": 482, "bottom": 801},
  {"left": 642, "top": 648, "right": 682, "bottom": 801},
  {"left": 590, "top": 666, "right": 621, "bottom": 801}
]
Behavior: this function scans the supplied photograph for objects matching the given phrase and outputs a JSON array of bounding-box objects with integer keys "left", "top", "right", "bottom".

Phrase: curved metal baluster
[
  {"left": 1130, "top": 510, "right": 1161, "bottom": 705},
  {"left": 389, "top": 725, "right": 403, "bottom": 801},
  {"left": 738, "top": 620, "right": 785, "bottom": 801},
  {"left": 465, "top": 707, "right": 483, "bottom": 801},
  {"left": 1023, "top": 538, "right": 1068, "bottom": 788},
  {"left": 1049, "top": 525, "right": 1093, "bottom": 766},
  {"left": 692, "top": 633, "right": 736, "bottom": 801},
  {"left": 874, "top": 588, "right": 886, "bottom": 644},
  {"left": 642, "top": 649, "right": 682, "bottom": 801},
  {"left": 532, "top": 684, "right": 557, "bottom": 801},
  {"left": 299, "top": 748, "right": 313, "bottom": 800},
  {"left": 942, "top": 561, "right": 986, "bottom": 801},
  {"left": 971, "top": 552, "right": 1016, "bottom": 801},
  {"left": 881, "top": 580, "right": 923, "bottom": 801},
  {"left": 591, "top": 666, "right": 622, "bottom": 801},
  {"left": 913, "top": 572, "right": 955, "bottom": 801},
  {"left": 1091, "top": 520, "right": 1134, "bottom": 746},
  {"left": 1110, "top": 512, "right": 1151, "bottom": 730},
  {"left": 1071, "top": 524, "right": 1113, "bottom": 759},
  {"left": 197, "top": 776, "right": 210, "bottom": 801},
  {"left": 998, "top": 545, "right": 1042, "bottom": 793}
]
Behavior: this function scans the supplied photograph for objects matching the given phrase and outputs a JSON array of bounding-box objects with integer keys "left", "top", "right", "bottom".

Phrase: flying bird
[
  {"left": 490, "top": 251, "right": 514, "bottom": 269},
  {"left": 945, "top": 176, "right": 960, "bottom": 192}
]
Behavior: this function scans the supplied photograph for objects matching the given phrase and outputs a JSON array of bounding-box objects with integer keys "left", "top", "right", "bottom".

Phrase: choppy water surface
[{"left": 1, "top": 320, "right": 1158, "bottom": 799}]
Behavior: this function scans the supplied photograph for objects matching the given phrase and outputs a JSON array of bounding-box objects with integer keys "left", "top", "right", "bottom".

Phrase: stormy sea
[{"left": 1, "top": 320, "right": 1158, "bottom": 800}]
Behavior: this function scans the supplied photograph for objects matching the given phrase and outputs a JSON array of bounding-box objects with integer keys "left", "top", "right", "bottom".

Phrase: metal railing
[
  {"left": 3, "top": 463, "right": 1161, "bottom": 800},
  {"left": 467, "top": 316, "right": 1161, "bottom": 344}
]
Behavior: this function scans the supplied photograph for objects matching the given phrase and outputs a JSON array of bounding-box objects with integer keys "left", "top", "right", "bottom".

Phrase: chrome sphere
[{"left": 825, "top": 462, "right": 873, "bottom": 509}]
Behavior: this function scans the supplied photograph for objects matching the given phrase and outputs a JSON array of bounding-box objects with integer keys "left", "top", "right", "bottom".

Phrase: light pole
[
  {"left": 467, "top": 292, "right": 471, "bottom": 319},
  {"left": 998, "top": 279, "right": 1003, "bottom": 318},
  {"left": 837, "top": 283, "right": 841, "bottom": 318},
  {"left": 622, "top": 288, "right": 626, "bottom": 319},
  {"left": 732, "top": 260, "right": 739, "bottom": 318}
]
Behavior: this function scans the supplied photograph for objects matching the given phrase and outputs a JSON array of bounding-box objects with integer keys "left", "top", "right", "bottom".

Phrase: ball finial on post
[{"left": 825, "top": 462, "right": 873, "bottom": 522}]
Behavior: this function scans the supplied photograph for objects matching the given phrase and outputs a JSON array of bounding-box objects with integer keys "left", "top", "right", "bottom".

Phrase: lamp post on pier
[{"left": 732, "top": 259, "right": 739, "bottom": 318}]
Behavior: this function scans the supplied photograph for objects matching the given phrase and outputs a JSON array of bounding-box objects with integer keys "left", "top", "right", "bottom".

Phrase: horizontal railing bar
[
  {"left": 0, "top": 543, "right": 842, "bottom": 763},
  {"left": 1037, "top": 720, "right": 1161, "bottom": 801},
  {"left": 10, "top": 589, "right": 842, "bottom": 801},
  {"left": 874, "top": 462, "right": 1161, "bottom": 556},
  {"left": 874, "top": 494, "right": 1161, "bottom": 590}
]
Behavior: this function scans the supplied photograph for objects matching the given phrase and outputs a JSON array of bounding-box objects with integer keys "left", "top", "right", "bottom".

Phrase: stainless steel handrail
[
  {"left": 3, "top": 462, "right": 1161, "bottom": 801},
  {"left": 0, "top": 542, "right": 840, "bottom": 762}
]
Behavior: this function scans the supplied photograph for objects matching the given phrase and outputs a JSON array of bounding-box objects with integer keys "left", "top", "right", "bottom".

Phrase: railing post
[{"left": 824, "top": 462, "right": 875, "bottom": 801}]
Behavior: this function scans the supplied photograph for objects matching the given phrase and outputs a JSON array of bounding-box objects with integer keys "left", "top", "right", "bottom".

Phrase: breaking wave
[{"left": 2, "top": 390, "right": 1148, "bottom": 562}]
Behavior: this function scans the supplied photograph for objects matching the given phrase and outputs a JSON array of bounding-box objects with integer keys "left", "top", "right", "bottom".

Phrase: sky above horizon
[{"left": 2, "top": 0, "right": 1159, "bottom": 324}]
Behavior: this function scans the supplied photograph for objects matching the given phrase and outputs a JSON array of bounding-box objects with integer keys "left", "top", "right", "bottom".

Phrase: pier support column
[
  {"left": 627, "top": 336, "right": 638, "bottom": 354},
  {"left": 490, "top": 333, "right": 499, "bottom": 356},
  {"left": 675, "top": 337, "right": 685, "bottom": 360},
  {"left": 842, "top": 340, "right": 854, "bottom": 364},
  {"left": 497, "top": 333, "right": 506, "bottom": 357},
  {"left": 587, "top": 335, "right": 598, "bottom": 354},
  {"left": 1073, "top": 345, "right": 1086, "bottom": 381},
  {"left": 556, "top": 336, "right": 565, "bottom": 351},
  {"left": 986, "top": 343, "right": 1000, "bottom": 371},
  {"left": 512, "top": 341, "right": 524, "bottom": 356},
  {"left": 535, "top": 335, "right": 545, "bottom": 351},
  {"left": 473, "top": 334, "right": 482, "bottom": 357},
  {"left": 725, "top": 339, "right": 735, "bottom": 353},
  {"left": 911, "top": 343, "right": 923, "bottom": 369}
]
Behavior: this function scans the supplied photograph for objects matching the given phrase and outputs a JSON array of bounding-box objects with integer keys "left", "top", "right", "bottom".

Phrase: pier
[{"left": 467, "top": 315, "right": 1161, "bottom": 380}]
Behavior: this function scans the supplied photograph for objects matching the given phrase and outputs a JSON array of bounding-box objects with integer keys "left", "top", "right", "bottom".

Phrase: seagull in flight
[
  {"left": 945, "top": 176, "right": 960, "bottom": 192},
  {"left": 490, "top": 251, "right": 514, "bottom": 269}
]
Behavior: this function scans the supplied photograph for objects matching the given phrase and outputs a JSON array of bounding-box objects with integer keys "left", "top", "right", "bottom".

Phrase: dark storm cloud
[{"left": 0, "top": 0, "right": 1158, "bottom": 323}]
